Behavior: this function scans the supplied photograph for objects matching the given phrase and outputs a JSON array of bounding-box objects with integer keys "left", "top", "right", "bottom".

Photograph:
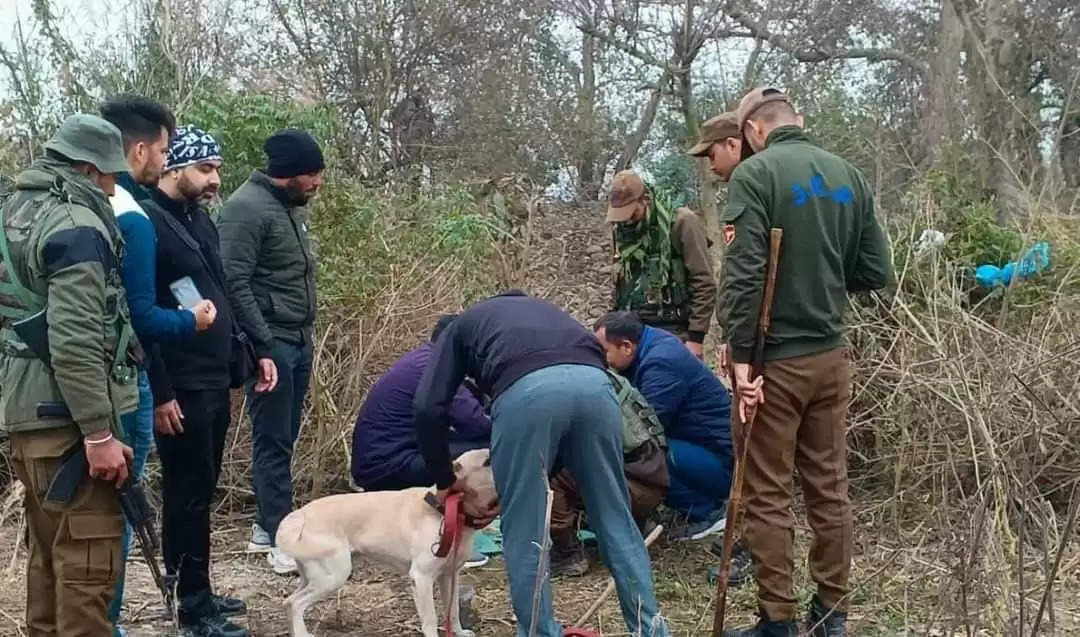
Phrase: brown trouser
[
  {"left": 9, "top": 426, "right": 125, "bottom": 637},
  {"left": 739, "top": 347, "right": 853, "bottom": 622},
  {"left": 550, "top": 469, "right": 664, "bottom": 542}
]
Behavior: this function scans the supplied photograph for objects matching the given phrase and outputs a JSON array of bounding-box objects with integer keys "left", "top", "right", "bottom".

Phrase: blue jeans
[
  {"left": 665, "top": 438, "right": 734, "bottom": 522},
  {"left": 250, "top": 338, "right": 313, "bottom": 544},
  {"left": 490, "top": 364, "right": 668, "bottom": 637},
  {"left": 109, "top": 371, "right": 154, "bottom": 627}
]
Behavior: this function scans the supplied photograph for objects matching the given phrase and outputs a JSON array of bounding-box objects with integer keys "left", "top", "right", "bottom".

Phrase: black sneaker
[
  {"left": 707, "top": 539, "right": 753, "bottom": 588},
  {"left": 181, "top": 614, "right": 250, "bottom": 637},
  {"left": 210, "top": 595, "right": 246, "bottom": 617},
  {"left": 549, "top": 537, "right": 589, "bottom": 578},
  {"left": 805, "top": 595, "right": 846, "bottom": 637},
  {"left": 724, "top": 612, "right": 798, "bottom": 637}
]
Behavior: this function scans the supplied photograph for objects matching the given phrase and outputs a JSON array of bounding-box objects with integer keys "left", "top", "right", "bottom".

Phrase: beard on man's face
[
  {"left": 285, "top": 177, "right": 316, "bottom": 205},
  {"left": 178, "top": 175, "right": 218, "bottom": 205},
  {"left": 137, "top": 162, "right": 163, "bottom": 188}
]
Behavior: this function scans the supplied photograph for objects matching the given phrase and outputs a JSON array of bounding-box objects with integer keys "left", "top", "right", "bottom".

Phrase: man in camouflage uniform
[
  {"left": 607, "top": 170, "right": 717, "bottom": 359},
  {"left": 0, "top": 114, "right": 140, "bottom": 636}
]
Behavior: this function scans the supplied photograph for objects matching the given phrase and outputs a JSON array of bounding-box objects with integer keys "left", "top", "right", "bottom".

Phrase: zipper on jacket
[{"left": 286, "top": 210, "right": 315, "bottom": 328}]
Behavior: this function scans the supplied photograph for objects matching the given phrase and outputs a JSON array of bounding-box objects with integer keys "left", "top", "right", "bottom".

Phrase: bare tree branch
[
  {"left": 725, "top": 6, "right": 930, "bottom": 77},
  {"left": 577, "top": 23, "right": 681, "bottom": 74}
]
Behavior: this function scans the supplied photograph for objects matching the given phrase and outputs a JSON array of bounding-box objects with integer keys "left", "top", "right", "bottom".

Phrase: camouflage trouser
[{"left": 9, "top": 426, "right": 124, "bottom": 637}]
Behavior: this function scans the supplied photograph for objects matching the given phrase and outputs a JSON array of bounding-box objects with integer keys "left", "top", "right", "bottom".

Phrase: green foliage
[
  {"left": 183, "top": 90, "right": 339, "bottom": 196},
  {"left": 642, "top": 151, "right": 693, "bottom": 208},
  {"left": 922, "top": 164, "right": 1023, "bottom": 267},
  {"left": 310, "top": 180, "right": 503, "bottom": 309}
]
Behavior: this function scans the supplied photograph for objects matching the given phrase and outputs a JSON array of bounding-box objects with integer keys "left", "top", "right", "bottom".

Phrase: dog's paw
[{"left": 454, "top": 629, "right": 476, "bottom": 637}]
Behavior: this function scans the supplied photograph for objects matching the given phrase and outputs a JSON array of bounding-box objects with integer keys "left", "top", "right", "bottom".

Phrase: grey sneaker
[
  {"left": 245, "top": 523, "right": 271, "bottom": 554},
  {"left": 267, "top": 547, "right": 297, "bottom": 575},
  {"left": 669, "top": 506, "right": 727, "bottom": 541},
  {"left": 463, "top": 549, "right": 489, "bottom": 568},
  {"left": 706, "top": 541, "right": 753, "bottom": 588}
]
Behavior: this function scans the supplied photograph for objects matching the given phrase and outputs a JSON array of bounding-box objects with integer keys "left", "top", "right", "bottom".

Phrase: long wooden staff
[{"left": 711, "top": 227, "right": 784, "bottom": 636}]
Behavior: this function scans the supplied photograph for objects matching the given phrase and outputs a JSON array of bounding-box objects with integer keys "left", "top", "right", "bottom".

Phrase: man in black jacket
[
  {"left": 217, "top": 129, "right": 322, "bottom": 573},
  {"left": 144, "top": 126, "right": 276, "bottom": 637},
  {"left": 414, "top": 291, "right": 669, "bottom": 637}
]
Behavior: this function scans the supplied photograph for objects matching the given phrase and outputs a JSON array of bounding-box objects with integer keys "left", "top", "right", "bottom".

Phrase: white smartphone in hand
[{"left": 169, "top": 276, "right": 204, "bottom": 309}]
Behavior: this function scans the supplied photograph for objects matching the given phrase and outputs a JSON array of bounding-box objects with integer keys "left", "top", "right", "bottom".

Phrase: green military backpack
[{"left": 605, "top": 369, "right": 666, "bottom": 454}]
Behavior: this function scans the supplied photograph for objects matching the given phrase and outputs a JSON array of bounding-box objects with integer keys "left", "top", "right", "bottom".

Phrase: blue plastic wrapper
[{"left": 974, "top": 242, "right": 1050, "bottom": 288}]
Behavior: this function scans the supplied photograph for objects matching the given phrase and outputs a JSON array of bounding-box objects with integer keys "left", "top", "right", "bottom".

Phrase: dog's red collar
[
  {"left": 423, "top": 491, "right": 484, "bottom": 530},
  {"left": 426, "top": 492, "right": 466, "bottom": 559}
]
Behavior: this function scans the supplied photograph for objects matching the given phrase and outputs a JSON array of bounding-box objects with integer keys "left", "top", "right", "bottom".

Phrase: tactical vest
[
  {"left": 0, "top": 176, "right": 140, "bottom": 431},
  {"left": 606, "top": 369, "right": 666, "bottom": 454}
]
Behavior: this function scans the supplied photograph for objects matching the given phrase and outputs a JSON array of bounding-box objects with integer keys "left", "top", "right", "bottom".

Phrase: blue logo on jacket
[{"left": 792, "top": 174, "right": 853, "bottom": 207}]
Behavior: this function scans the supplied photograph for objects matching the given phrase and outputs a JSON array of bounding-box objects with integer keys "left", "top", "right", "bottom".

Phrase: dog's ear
[
  {"left": 453, "top": 460, "right": 463, "bottom": 476},
  {"left": 482, "top": 454, "right": 492, "bottom": 467}
]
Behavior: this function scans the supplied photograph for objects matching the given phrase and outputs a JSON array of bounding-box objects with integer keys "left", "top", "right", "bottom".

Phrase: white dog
[{"left": 276, "top": 449, "right": 498, "bottom": 637}]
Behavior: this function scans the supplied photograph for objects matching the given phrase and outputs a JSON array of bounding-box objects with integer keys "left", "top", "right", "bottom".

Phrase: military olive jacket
[
  {"left": 0, "top": 158, "right": 139, "bottom": 436},
  {"left": 217, "top": 170, "right": 317, "bottom": 358}
]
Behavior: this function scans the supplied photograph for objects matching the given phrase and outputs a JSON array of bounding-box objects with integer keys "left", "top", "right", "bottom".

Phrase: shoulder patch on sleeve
[
  {"left": 41, "top": 226, "right": 112, "bottom": 277},
  {"left": 723, "top": 224, "right": 736, "bottom": 246}
]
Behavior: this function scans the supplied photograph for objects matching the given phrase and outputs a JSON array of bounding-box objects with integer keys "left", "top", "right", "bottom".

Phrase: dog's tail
[
  {"left": 275, "top": 510, "right": 341, "bottom": 560},
  {"left": 274, "top": 510, "right": 306, "bottom": 553}
]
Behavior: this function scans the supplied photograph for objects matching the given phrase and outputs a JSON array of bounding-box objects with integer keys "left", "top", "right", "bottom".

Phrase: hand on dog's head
[{"left": 452, "top": 449, "right": 499, "bottom": 521}]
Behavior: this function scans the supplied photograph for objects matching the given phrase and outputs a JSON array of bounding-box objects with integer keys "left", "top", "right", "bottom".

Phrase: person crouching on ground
[
  {"left": 351, "top": 314, "right": 491, "bottom": 567},
  {"left": 594, "top": 311, "right": 734, "bottom": 537}
]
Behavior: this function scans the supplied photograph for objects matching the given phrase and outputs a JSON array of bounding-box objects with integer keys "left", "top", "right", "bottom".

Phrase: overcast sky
[{"left": 0, "top": 0, "right": 120, "bottom": 55}]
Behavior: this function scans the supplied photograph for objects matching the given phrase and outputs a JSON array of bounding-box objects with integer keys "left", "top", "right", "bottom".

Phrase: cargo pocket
[{"left": 58, "top": 511, "right": 125, "bottom": 583}]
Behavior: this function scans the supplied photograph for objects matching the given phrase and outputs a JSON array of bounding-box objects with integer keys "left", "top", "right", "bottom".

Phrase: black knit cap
[{"left": 264, "top": 128, "right": 325, "bottom": 178}]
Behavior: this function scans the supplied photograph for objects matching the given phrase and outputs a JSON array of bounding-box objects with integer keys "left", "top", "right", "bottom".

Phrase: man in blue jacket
[
  {"left": 593, "top": 311, "right": 732, "bottom": 540},
  {"left": 99, "top": 95, "right": 217, "bottom": 636}
]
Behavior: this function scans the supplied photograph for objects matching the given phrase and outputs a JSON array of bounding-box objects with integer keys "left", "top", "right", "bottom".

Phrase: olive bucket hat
[{"left": 44, "top": 113, "right": 129, "bottom": 175}]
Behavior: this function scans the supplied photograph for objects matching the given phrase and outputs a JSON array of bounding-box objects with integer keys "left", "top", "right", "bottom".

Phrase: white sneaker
[
  {"left": 268, "top": 546, "right": 298, "bottom": 575},
  {"left": 246, "top": 522, "right": 271, "bottom": 554}
]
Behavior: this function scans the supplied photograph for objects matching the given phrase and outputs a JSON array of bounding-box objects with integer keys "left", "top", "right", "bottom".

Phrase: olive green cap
[
  {"left": 43, "top": 114, "right": 129, "bottom": 175},
  {"left": 687, "top": 112, "right": 740, "bottom": 157}
]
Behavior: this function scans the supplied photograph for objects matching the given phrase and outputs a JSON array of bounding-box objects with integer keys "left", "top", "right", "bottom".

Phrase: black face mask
[{"left": 613, "top": 217, "right": 646, "bottom": 244}]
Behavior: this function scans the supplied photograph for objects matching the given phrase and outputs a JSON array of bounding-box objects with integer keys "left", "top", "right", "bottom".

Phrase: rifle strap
[{"left": 0, "top": 222, "right": 45, "bottom": 312}]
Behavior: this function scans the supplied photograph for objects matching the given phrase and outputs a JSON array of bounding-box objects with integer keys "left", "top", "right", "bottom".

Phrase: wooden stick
[
  {"left": 712, "top": 228, "right": 784, "bottom": 637},
  {"left": 574, "top": 522, "right": 665, "bottom": 626},
  {"left": 1031, "top": 479, "right": 1079, "bottom": 636},
  {"left": 528, "top": 473, "right": 555, "bottom": 637}
]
